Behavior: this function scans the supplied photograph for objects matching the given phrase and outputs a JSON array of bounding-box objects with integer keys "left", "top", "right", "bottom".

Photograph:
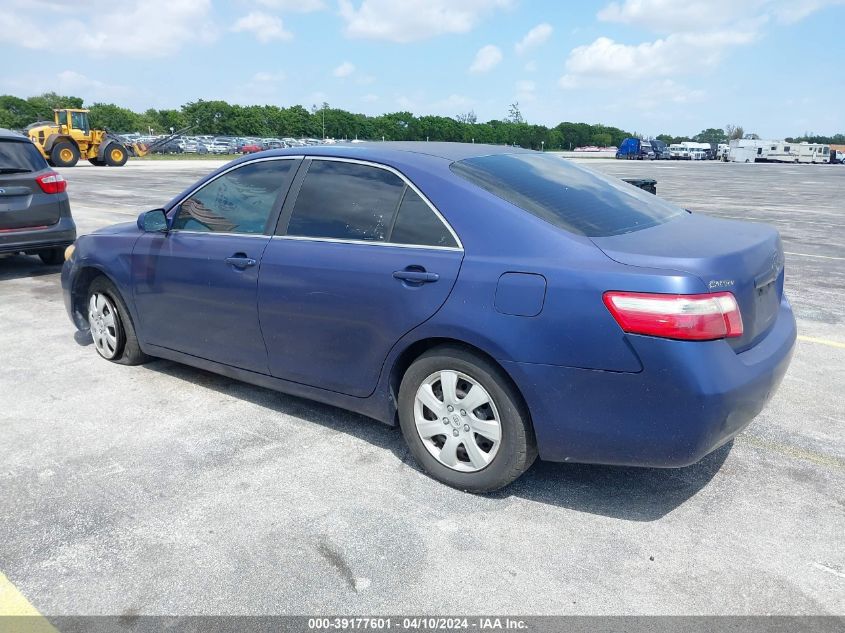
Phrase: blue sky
[{"left": 1, "top": 0, "right": 843, "bottom": 137}]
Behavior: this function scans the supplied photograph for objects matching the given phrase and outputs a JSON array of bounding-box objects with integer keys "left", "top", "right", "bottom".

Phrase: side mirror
[{"left": 137, "top": 208, "right": 168, "bottom": 232}]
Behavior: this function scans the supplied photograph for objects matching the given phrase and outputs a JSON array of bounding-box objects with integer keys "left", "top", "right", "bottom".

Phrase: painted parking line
[
  {"left": 798, "top": 335, "right": 845, "bottom": 349},
  {"left": 784, "top": 251, "right": 845, "bottom": 261},
  {"left": 0, "top": 571, "right": 56, "bottom": 632},
  {"left": 737, "top": 435, "right": 845, "bottom": 470}
]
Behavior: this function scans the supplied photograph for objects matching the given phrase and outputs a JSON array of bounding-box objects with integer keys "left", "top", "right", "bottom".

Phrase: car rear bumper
[
  {"left": 0, "top": 217, "right": 76, "bottom": 254},
  {"left": 503, "top": 295, "right": 796, "bottom": 467}
]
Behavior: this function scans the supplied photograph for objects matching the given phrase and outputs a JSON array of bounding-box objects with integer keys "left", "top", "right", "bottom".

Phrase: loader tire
[
  {"left": 105, "top": 144, "right": 129, "bottom": 167},
  {"left": 51, "top": 141, "right": 79, "bottom": 167}
]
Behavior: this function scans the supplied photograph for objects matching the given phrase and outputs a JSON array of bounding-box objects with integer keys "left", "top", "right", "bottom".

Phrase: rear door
[
  {"left": 258, "top": 158, "right": 464, "bottom": 397},
  {"left": 132, "top": 157, "right": 298, "bottom": 372},
  {"left": 0, "top": 138, "right": 63, "bottom": 230}
]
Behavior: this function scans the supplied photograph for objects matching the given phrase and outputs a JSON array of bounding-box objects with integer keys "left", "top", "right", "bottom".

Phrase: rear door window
[
  {"left": 390, "top": 188, "right": 458, "bottom": 248},
  {"left": 0, "top": 139, "right": 48, "bottom": 172},
  {"left": 285, "top": 160, "right": 405, "bottom": 242},
  {"left": 450, "top": 153, "right": 684, "bottom": 237},
  {"left": 173, "top": 159, "right": 294, "bottom": 234}
]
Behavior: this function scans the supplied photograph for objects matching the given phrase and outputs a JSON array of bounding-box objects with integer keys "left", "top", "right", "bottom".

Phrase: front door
[
  {"left": 132, "top": 157, "right": 298, "bottom": 372},
  {"left": 258, "top": 158, "right": 464, "bottom": 397}
]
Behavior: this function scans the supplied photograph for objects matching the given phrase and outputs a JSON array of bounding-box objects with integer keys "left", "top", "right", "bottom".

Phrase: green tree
[
  {"left": 693, "top": 127, "right": 727, "bottom": 144},
  {"left": 88, "top": 103, "right": 140, "bottom": 132}
]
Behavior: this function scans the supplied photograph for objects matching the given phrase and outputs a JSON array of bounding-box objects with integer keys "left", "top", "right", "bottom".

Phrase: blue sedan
[{"left": 61, "top": 143, "right": 796, "bottom": 492}]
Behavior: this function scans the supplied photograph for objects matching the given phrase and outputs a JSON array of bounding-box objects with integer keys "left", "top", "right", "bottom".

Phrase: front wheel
[
  {"left": 51, "top": 141, "right": 79, "bottom": 167},
  {"left": 398, "top": 346, "right": 536, "bottom": 493},
  {"left": 105, "top": 144, "right": 129, "bottom": 166},
  {"left": 86, "top": 277, "right": 149, "bottom": 365}
]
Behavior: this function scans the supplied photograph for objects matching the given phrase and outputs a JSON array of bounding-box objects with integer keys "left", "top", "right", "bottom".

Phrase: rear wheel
[
  {"left": 38, "top": 248, "right": 64, "bottom": 265},
  {"left": 105, "top": 144, "right": 129, "bottom": 166},
  {"left": 86, "top": 277, "right": 149, "bottom": 365},
  {"left": 398, "top": 346, "right": 536, "bottom": 493},
  {"left": 50, "top": 141, "right": 79, "bottom": 167}
]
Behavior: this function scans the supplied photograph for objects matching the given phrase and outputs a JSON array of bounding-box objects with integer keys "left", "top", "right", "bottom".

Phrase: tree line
[
  {"left": 0, "top": 92, "right": 633, "bottom": 150},
  {"left": 2, "top": 93, "right": 842, "bottom": 149}
]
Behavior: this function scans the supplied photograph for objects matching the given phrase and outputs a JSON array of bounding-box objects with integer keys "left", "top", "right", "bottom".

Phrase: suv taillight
[
  {"left": 35, "top": 172, "right": 67, "bottom": 194},
  {"left": 603, "top": 291, "right": 743, "bottom": 341}
]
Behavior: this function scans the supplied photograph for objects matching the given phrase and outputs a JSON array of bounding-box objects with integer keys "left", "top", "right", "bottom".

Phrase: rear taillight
[
  {"left": 35, "top": 172, "right": 67, "bottom": 194},
  {"left": 603, "top": 291, "right": 743, "bottom": 341}
]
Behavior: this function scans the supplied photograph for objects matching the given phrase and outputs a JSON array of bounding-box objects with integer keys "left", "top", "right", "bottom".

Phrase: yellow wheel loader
[{"left": 26, "top": 109, "right": 189, "bottom": 167}]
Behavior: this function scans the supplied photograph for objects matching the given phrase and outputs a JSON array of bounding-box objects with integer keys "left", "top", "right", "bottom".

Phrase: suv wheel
[{"left": 38, "top": 248, "right": 64, "bottom": 266}]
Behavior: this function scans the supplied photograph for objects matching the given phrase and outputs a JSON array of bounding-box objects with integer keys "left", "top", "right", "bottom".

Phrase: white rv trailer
[
  {"left": 795, "top": 142, "right": 831, "bottom": 163},
  {"left": 728, "top": 139, "right": 770, "bottom": 163},
  {"left": 766, "top": 142, "right": 797, "bottom": 163}
]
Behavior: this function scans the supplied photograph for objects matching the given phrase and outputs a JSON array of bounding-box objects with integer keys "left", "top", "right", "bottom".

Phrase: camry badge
[{"left": 708, "top": 279, "right": 735, "bottom": 289}]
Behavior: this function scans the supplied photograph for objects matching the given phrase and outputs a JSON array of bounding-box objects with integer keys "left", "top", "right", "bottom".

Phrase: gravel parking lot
[{"left": 1, "top": 158, "right": 843, "bottom": 616}]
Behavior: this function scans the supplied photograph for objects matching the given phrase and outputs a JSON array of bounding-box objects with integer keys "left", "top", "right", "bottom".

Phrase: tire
[
  {"left": 86, "top": 277, "right": 149, "bottom": 365},
  {"left": 104, "top": 143, "right": 129, "bottom": 167},
  {"left": 89, "top": 157, "right": 106, "bottom": 166},
  {"left": 398, "top": 346, "right": 536, "bottom": 493},
  {"left": 50, "top": 141, "right": 79, "bottom": 167},
  {"left": 38, "top": 247, "right": 64, "bottom": 266}
]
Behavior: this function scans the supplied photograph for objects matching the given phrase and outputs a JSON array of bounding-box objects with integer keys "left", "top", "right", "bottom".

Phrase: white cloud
[
  {"left": 515, "top": 79, "right": 536, "bottom": 102},
  {"left": 254, "top": 0, "right": 325, "bottom": 11},
  {"left": 338, "top": 0, "right": 511, "bottom": 43},
  {"left": 232, "top": 11, "right": 292, "bottom": 42},
  {"left": 0, "top": 0, "right": 216, "bottom": 58},
  {"left": 597, "top": 0, "right": 844, "bottom": 32},
  {"left": 597, "top": 0, "right": 750, "bottom": 31},
  {"left": 1, "top": 69, "right": 132, "bottom": 104},
  {"left": 524, "top": 60, "right": 537, "bottom": 72},
  {"left": 469, "top": 44, "right": 503, "bottom": 73},
  {"left": 559, "top": 31, "right": 756, "bottom": 87},
  {"left": 362, "top": 94, "right": 379, "bottom": 103},
  {"left": 515, "top": 23, "right": 552, "bottom": 54},
  {"left": 333, "top": 62, "right": 356, "bottom": 77},
  {"left": 251, "top": 71, "right": 286, "bottom": 83}
]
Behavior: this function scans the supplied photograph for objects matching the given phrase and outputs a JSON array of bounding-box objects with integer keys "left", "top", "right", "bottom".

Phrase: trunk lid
[{"left": 591, "top": 213, "right": 784, "bottom": 351}]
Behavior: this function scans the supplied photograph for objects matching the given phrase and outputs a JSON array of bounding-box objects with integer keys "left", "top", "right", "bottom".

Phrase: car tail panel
[
  {"left": 0, "top": 171, "right": 65, "bottom": 230},
  {"left": 591, "top": 213, "right": 784, "bottom": 351}
]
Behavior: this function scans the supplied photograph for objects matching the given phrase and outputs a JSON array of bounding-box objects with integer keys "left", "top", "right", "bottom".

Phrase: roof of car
[
  {"left": 261, "top": 141, "right": 535, "bottom": 163},
  {"left": 0, "top": 128, "right": 28, "bottom": 140}
]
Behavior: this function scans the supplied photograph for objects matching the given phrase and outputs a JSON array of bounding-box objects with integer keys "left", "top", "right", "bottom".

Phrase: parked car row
[
  {"left": 616, "top": 138, "right": 732, "bottom": 161},
  {"left": 116, "top": 134, "right": 340, "bottom": 156}
]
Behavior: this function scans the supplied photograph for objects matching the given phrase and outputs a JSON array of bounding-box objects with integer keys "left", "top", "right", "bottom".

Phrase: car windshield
[
  {"left": 450, "top": 153, "right": 684, "bottom": 237},
  {"left": 0, "top": 139, "right": 47, "bottom": 172}
]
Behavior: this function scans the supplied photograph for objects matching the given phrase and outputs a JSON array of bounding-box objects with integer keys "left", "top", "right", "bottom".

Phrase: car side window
[
  {"left": 286, "top": 160, "right": 405, "bottom": 242},
  {"left": 173, "top": 160, "right": 293, "bottom": 234},
  {"left": 390, "top": 188, "right": 458, "bottom": 248}
]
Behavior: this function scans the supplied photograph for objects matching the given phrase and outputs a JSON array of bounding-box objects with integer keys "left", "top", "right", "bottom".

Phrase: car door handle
[
  {"left": 225, "top": 255, "right": 257, "bottom": 268},
  {"left": 393, "top": 269, "right": 439, "bottom": 283}
]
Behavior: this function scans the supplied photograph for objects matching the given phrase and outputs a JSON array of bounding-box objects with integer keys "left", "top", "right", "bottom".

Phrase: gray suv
[{"left": 0, "top": 128, "right": 76, "bottom": 264}]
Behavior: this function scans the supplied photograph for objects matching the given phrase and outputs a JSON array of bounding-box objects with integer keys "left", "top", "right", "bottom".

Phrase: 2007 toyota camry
[{"left": 61, "top": 143, "right": 796, "bottom": 492}]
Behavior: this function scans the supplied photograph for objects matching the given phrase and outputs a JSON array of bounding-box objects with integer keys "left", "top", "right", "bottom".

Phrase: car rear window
[
  {"left": 450, "top": 153, "right": 684, "bottom": 237},
  {"left": 0, "top": 139, "right": 48, "bottom": 172}
]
